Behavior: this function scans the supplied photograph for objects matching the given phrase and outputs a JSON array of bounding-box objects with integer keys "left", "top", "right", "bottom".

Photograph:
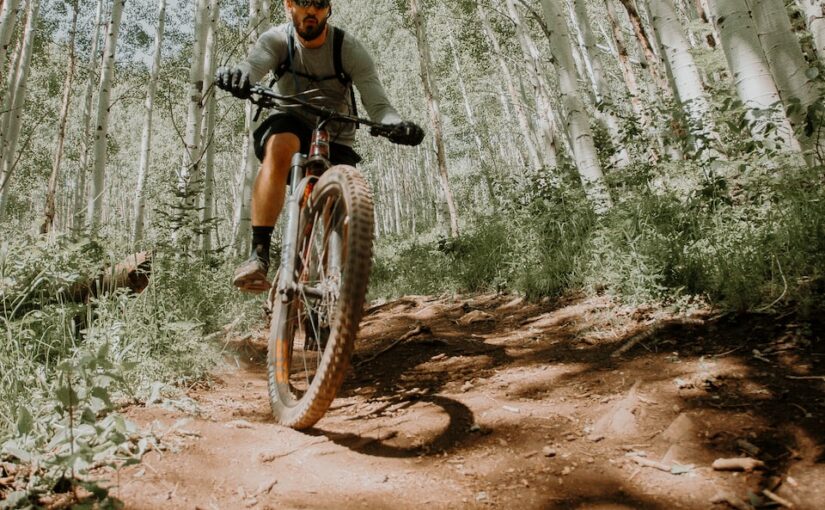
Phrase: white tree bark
[
  {"left": 233, "top": 0, "right": 263, "bottom": 256},
  {"left": 200, "top": 0, "right": 219, "bottom": 254},
  {"left": 178, "top": 0, "right": 209, "bottom": 212},
  {"left": 41, "top": 0, "right": 79, "bottom": 234},
  {"left": 708, "top": 0, "right": 797, "bottom": 150},
  {"left": 798, "top": 0, "right": 825, "bottom": 62},
  {"left": 72, "top": 0, "right": 104, "bottom": 226},
  {"left": 86, "top": 0, "right": 125, "bottom": 231},
  {"left": 411, "top": 0, "right": 459, "bottom": 238},
  {"left": 0, "top": 0, "right": 20, "bottom": 79},
  {"left": 504, "top": 0, "right": 560, "bottom": 171},
  {"left": 132, "top": 0, "right": 166, "bottom": 246},
  {"left": 648, "top": 0, "right": 720, "bottom": 157},
  {"left": 478, "top": 5, "right": 543, "bottom": 171},
  {"left": 0, "top": 0, "right": 40, "bottom": 218},
  {"left": 750, "top": 0, "right": 819, "bottom": 156},
  {"left": 570, "top": 0, "right": 630, "bottom": 167},
  {"left": 540, "top": 0, "right": 613, "bottom": 213}
]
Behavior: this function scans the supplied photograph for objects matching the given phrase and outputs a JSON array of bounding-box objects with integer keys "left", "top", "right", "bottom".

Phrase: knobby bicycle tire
[{"left": 266, "top": 165, "right": 374, "bottom": 429}]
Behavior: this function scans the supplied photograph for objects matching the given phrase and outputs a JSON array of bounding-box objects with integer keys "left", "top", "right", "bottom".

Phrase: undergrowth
[
  {"left": 370, "top": 163, "right": 825, "bottom": 317},
  {"left": 0, "top": 233, "right": 259, "bottom": 507}
]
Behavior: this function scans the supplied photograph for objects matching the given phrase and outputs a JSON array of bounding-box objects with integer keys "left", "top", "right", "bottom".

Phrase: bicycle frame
[{"left": 274, "top": 124, "right": 342, "bottom": 304}]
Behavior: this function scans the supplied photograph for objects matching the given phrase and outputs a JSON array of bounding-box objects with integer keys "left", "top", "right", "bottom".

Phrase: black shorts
[{"left": 253, "top": 113, "right": 362, "bottom": 166}]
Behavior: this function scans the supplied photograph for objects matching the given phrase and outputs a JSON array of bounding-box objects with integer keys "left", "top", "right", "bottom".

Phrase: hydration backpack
[{"left": 274, "top": 26, "right": 359, "bottom": 122}]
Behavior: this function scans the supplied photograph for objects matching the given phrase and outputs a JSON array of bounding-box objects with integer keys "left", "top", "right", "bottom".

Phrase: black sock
[{"left": 251, "top": 226, "right": 274, "bottom": 263}]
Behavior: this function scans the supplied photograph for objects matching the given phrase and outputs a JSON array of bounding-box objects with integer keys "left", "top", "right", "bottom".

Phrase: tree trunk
[
  {"left": 177, "top": 0, "right": 209, "bottom": 225},
  {"left": 233, "top": 0, "right": 265, "bottom": 256},
  {"left": 605, "top": 0, "right": 645, "bottom": 118},
  {"left": 200, "top": 0, "right": 219, "bottom": 254},
  {"left": 648, "top": 0, "right": 721, "bottom": 158},
  {"left": 750, "top": 0, "right": 820, "bottom": 158},
  {"left": 86, "top": 0, "right": 125, "bottom": 232},
  {"left": 617, "top": 0, "right": 670, "bottom": 93},
  {"left": 540, "top": 0, "right": 612, "bottom": 213},
  {"left": 708, "top": 0, "right": 797, "bottom": 150},
  {"left": 0, "top": 0, "right": 20, "bottom": 83},
  {"left": 0, "top": 0, "right": 40, "bottom": 219},
  {"left": 446, "top": 31, "right": 497, "bottom": 202},
  {"left": 72, "top": 0, "right": 105, "bottom": 228},
  {"left": 477, "top": 5, "right": 543, "bottom": 171},
  {"left": 132, "top": 0, "right": 166, "bottom": 246},
  {"left": 798, "top": 0, "right": 825, "bottom": 62},
  {"left": 504, "top": 0, "right": 560, "bottom": 171},
  {"left": 570, "top": 0, "right": 631, "bottom": 167},
  {"left": 410, "top": 0, "right": 459, "bottom": 238},
  {"left": 41, "top": 0, "right": 79, "bottom": 234}
]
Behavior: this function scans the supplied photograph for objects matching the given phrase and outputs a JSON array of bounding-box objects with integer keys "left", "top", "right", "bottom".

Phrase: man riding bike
[{"left": 216, "top": 0, "right": 425, "bottom": 293}]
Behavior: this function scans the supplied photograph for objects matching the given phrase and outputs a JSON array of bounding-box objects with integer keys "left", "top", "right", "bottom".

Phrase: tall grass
[
  {"left": 0, "top": 233, "right": 262, "bottom": 445},
  {"left": 370, "top": 164, "right": 825, "bottom": 316}
]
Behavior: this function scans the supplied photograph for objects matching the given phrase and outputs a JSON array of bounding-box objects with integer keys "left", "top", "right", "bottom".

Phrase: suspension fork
[{"left": 277, "top": 153, "right": 307, "bottom": 302}]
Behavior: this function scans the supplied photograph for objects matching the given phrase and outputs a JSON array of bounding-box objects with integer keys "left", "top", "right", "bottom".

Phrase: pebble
[{"left": 542, "top": 446, "right": 557, "bottom": 457}]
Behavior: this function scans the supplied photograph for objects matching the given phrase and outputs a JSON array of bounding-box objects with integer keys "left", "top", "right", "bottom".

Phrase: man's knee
[{"left": 263, "top": 133, "right": 301, "bottom": 165}]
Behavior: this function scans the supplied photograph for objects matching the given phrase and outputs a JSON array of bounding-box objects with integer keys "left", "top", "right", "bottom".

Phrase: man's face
[{"left": 288, "top": 0, "right": 331, "bottom": 41}]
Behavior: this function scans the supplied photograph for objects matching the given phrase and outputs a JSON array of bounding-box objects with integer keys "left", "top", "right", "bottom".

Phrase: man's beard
[{"left": 293, "top": 12, "right": 328, "bottom": 41}]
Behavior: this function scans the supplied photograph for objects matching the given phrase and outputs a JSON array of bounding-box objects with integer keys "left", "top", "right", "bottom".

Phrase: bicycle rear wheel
[{"left": 267, "top": 165, "right": 374, "bottom": 429}]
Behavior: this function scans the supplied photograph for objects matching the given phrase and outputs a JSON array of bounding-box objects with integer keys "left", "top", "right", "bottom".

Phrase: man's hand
[
  {"left": 372, "top": 121, "right": 425, "bottom": 146},
  {"left": 216, "top": 66, "right": 252, "bottom": 99}
]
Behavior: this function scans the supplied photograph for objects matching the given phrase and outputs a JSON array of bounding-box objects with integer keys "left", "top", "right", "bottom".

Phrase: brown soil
[{"left": 108, "top": 293, "right": 825, "bottom": 509}]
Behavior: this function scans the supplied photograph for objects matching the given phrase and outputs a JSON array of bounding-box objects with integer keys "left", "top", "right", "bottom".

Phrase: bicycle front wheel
[{"left": 267, "top": 165, "right": 374, "bottom": 429}]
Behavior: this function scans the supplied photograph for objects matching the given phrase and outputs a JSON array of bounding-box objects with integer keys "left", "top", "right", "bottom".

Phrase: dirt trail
[{"left": 109, "top": 294, "right": 825, "bottom": 509}]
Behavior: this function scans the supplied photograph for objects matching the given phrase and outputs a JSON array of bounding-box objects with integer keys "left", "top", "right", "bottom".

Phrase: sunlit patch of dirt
[{"left": 101, "top": 293, "right": 824, "bottom": 509}]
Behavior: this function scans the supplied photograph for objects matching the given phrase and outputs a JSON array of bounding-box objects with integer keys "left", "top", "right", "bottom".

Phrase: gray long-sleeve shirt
[{"left": 239, "top": 23, "right": 402, "bottom": 146}]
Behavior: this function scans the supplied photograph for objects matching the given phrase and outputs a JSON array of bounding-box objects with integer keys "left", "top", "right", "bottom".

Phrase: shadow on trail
[{"left": 310, "top": 395, "right": 475, "bottom": 458}]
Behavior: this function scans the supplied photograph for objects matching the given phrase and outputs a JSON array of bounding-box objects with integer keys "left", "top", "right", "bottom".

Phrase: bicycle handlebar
[{"left": 247, "top": 85, "right": 411, "bottom": 144}]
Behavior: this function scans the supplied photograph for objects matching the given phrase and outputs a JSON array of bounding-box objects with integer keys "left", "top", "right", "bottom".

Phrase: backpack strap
[
  {"left": 274, "top": 25, "right": 359, "bottom": 127},
  {"left": 332, "top": 27, "right": 359, "bottom": 125}
]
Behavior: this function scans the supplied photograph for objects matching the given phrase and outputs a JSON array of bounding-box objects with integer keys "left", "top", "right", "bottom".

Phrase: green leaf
[
  {"left": 55, "top": 386, "right": 78, "bottom": 408},
  {"left": 805, "top": 67, "right": 820, "bottom": 80},
  {"left": 16, "top": 407, "right": 33, "bottom": 436}
]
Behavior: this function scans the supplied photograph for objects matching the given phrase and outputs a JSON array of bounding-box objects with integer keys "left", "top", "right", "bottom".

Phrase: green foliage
[
  {"left": 371, "top": 161, "right": 825, "bottom": 316},
  {"left": 0, "top": 231, "right": 261, "bottom": 504}
]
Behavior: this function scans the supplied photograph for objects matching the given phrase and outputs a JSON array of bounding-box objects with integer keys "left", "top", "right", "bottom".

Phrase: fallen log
[{"left": 64, "top": 252, "right": 153, "bottom": 302}]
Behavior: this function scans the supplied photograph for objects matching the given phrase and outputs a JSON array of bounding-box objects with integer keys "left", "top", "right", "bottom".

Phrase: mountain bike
[{"left": 247, "top": 85, "right": 416, "bottom": 429}]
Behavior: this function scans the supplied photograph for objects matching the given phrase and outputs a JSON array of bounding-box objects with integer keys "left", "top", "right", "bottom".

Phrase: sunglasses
[{"left": 293, "top": 0, "right": 330, "bottom": 8}]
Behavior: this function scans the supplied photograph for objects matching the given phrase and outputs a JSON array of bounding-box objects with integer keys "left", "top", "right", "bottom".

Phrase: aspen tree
[
  {"left": 410, "top": 0, "right": 459, "bottom": 237},
  {"left": 0, "top": 0, "right": 20, "bottom": 80},
  {"left": 41, "top": 0, "right": 79, "bottom": 234},
  {"left": 707, "top": 0, "right": 797, "bottom": 150},
  {"left": 232, "top": 0, "right": 263, "bottom": 256},
  {"left": 132, "top": 0, "right": 167, "bottom": 246},
  {"left": 798, "top": 0, "right": 825, "bottom": 62},
  {"left": 477, "top": 4, "right": 543, "bottom": 171},
  {"left": 569, "top": 0, "right": 630, "bottom": 167},
  {"left": 0, "top": 0, "right": 40, "bottom": 219},
  {"left": 616, "top": 0, "right": 669, "bottom": 93},
  {"left": 200, "top": 0, "right": 220, "bottom": 254},
  {"left": 540, "top": 0, "right": 612, "bottom": 213},
  {"left": 750, "top": 0, "right": 819, "bottom": 156},
  {"left": 504, "top": 0, "right": 559, "bottom": 170},
  {"left": 86, "top": 0, "right": 125, "bottom": 231},
  {"left": 72, "top": 0, "right": 104, "bottom": 226},
  {"left": 648, "top": 0, "right": 720, "bottom": 158},
  {"left": 178, "top": 0, "right": 210, "bottom": 214},
  {"left": 446, "top": 32, "right": 497, "bottom": 201}
]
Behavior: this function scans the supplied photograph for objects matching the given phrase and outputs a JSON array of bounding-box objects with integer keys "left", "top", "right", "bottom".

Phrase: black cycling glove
[
  {"left": 216, "top": 66, "right": 252, "bottom": 99},
  {"left": 372, "top": 121, "right": 425, "bottom": 146}
]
